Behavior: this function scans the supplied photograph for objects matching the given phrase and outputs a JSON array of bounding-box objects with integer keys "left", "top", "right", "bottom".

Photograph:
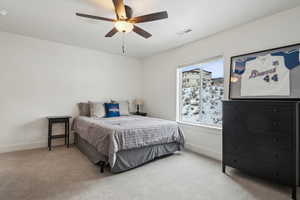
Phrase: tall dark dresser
[{"left": 222, "top": 100, "right": 299, "bottom": 199}]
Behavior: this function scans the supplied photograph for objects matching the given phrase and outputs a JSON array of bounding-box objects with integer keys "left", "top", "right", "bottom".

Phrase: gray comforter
[{"left": 72, "top": 116, "right": 185, "bottom": 168}]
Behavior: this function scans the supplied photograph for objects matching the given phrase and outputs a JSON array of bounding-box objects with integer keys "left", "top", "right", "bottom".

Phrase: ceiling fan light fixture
[{"left": 114, "top": 21, "right": 134, "bottom": 33}]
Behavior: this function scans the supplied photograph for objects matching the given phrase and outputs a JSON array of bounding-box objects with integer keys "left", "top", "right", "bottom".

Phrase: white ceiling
[{"left": 0, "top": 0, "right": 300, "bottom": 58}]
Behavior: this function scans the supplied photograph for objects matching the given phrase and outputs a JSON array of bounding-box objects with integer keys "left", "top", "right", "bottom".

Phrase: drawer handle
[{"left": 233, "top": 159, "right": 237, "bottom": 163}]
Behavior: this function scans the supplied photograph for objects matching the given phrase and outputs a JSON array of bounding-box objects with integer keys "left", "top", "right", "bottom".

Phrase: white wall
[
  {"left": 0, "top": 31, "right": 142, "bottom": 153},
  {"left": 2, "top": 6, "right": 300, "bottom": 156},
  {"left": 141, "top": 6, "right": 300, "bottom": 160}
]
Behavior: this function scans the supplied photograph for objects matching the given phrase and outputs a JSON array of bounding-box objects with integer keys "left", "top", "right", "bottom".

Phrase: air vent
[
  {"left": 177, "top": 29, "right": 192, "bottom": 35},
  {"left": 0, "top": 9, "right": 8, "bottom": 16}
]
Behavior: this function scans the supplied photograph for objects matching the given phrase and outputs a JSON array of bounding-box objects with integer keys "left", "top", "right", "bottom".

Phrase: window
[{"left": 177, "top": 57, "right": 224, "bottom": 127}]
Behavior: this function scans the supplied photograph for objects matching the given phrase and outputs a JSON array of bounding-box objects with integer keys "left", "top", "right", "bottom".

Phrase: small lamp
[{"left": 134, "top": 99, "right": 144, "bottom": 114}]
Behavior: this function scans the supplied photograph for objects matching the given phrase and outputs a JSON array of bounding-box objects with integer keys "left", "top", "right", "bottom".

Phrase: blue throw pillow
[{"left": 105, "top": 103, "right": 120, "bottom": 117}]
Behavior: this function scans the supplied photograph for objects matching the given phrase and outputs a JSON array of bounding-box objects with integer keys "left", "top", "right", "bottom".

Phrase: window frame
[{"left": 176, "top": 56, "right": 224, "bottom": 129}]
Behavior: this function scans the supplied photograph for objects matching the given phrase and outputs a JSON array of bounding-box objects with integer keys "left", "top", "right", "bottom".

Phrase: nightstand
[
  {"left": 132, "top": 112, "right": 147, "bottom": 116},
  {"left": 47, "top": 116, "right": 71, "bottom": 151}
]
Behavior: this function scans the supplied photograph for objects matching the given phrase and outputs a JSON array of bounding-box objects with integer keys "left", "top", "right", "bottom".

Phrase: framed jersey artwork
[{"left": 229, "top": 43, "right": 300, "bottom": 99}]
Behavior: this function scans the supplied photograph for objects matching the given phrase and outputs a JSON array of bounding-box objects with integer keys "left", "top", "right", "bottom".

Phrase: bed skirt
[{"left": 74, "top": 132, "right": 181, "bottom": 173}]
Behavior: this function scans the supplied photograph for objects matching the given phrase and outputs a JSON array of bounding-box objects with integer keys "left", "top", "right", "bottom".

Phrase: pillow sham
[
  {"left": 78, "top": 102, "right": 90, "bottom": 116},
  {"left": 105, "top": 103, "right": 120, "bottom": 117},
  {"left": 88, "top": 101, "right": 105, "bottom": 118}
]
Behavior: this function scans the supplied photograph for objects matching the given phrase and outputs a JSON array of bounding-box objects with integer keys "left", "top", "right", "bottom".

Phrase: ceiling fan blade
[
  {"left": 133, "top": 25, "right": 152, "bottom": 39},
  {"left": 125, "top": 5, "right": 133, "bottom": 19},
  {"left": 112, "top": 0, "right": 127, "bottom": 19},
  {"left": 76, "top": 13, "right": 115, "bottom": 22},
  {"left": 129, "top": 11, "right": 168, "bottom": 23},
  {"left": 105, "top": 27, "right": 118, "bottom": 37}
]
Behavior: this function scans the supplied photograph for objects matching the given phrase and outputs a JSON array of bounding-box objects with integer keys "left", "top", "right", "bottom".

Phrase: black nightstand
[
  {"left": 47, "top": 116, "right": 71, "bottom": 151},
  {"left": 132, "top": 112, "right": 147, "bottom": 116}
]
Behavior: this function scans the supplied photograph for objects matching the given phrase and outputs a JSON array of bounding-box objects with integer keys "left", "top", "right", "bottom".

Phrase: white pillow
[
  {"left": 88, "top": 101, "right": 105, "bottom": 118},
  {"left": 118, "top": 100, "right": 130, "bottom": 115}
]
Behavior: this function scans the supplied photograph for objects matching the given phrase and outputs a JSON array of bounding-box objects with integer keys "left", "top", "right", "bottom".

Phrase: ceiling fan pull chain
[{"left": 122, "top": 32, "right": 125, "bottom": 54}]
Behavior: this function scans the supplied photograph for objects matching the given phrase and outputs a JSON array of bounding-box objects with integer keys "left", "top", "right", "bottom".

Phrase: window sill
[{"left": 177, "top": 121, "right": 222, "bottom": 131}]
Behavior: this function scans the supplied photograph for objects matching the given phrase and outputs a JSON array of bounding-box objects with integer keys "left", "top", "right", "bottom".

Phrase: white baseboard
[
  {"left": 185, "top": 143, "right": 222, "bottom": 161},
  {"left": 0, "top": 141, "right": 47, "bottom": 154},
  {"left": 0, "top": 136, "right": 76, "bottom": 154}
]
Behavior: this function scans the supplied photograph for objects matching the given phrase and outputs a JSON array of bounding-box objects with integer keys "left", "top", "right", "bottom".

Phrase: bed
[{"left": 72, "top": 115, "right": 185, "bottom": 173}]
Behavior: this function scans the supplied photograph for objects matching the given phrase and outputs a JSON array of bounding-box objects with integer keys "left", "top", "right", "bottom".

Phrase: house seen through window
[{"left": 178, "top": 57, "right": 224, "bottom": 127}]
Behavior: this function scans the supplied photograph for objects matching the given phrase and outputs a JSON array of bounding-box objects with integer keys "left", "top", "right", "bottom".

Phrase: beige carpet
[{"left": 0, "top": 146, "right": 293, "bottom": 200}]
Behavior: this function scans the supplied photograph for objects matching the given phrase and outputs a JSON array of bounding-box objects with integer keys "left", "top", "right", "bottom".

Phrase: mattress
[{"left": 72, "top": 115, "right": 185, "bottom": 168}]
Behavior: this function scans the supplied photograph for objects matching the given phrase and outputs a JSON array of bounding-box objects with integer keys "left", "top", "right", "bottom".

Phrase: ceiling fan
[{"left": 76, "top": 0, "right": 168, "bottom": 39}]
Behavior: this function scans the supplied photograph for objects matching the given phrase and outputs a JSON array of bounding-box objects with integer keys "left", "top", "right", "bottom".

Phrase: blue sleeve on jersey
[
  {"left": 233, "top": 57, "right": 256, "bottom": 75},
  {"left": 271, "top": 49, "right": 300, "bottom": 70}
]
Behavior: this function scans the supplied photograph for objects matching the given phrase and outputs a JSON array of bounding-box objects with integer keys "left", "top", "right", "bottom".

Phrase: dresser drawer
[
  {"left": 254, "top": 148, "right": 292, "bottom": 165},
  {"left": 224, "top": 141, "right": 291, "bottom": 164},
  {"left": 246, "top": 105, "right": 294, "bottom": 134},
  {"left": 253, "top": 133, "right": 291, "bottom": 151},
  {"left": 223, "top": 154, "right": 292, "bottom": 185},
  {"left": 224, "top": 132, "right": 291, "bottom": 158},
  {"left": 223, "top": 101, "right": 295, "bottom": 135}
]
